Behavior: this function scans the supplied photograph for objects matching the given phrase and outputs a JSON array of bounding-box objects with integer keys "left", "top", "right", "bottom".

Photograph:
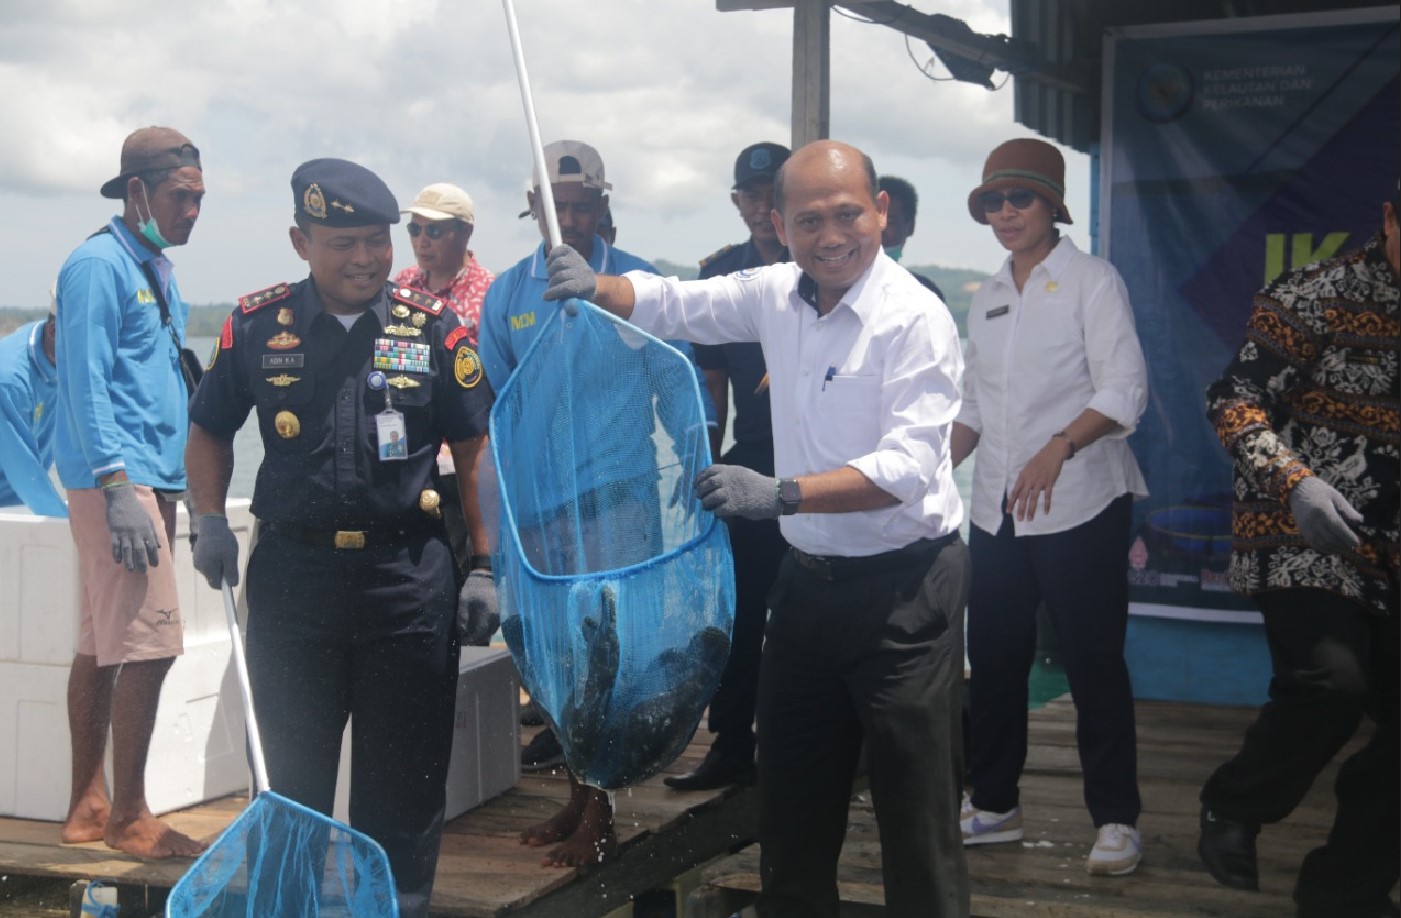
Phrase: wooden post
[{"left": 791, "top": 0, "right": 830, "bottom": 147}]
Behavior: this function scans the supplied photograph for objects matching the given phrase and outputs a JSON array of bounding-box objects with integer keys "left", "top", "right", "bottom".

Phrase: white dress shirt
[
  {"left": 958, "top": 236, "right": 1148, "bottom": 537},
  {"left": 628, "top": 252, "right": 964, "bottom": 557}
]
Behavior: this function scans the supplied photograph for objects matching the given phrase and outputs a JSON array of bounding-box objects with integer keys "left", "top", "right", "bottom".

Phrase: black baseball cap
[{"left": 733, "top": 142, "right": 790, "bottom": 190}]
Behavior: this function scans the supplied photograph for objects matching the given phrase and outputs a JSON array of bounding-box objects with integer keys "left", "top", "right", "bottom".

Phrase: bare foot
[
  {"left": 521, "top": 793, "right": 585, "bottom": 847},
  {"left": 60, "top": 797, "right": 111, "bottom": 844},
  {"left": 105, "top": 815, "right": 206, "bottom": 859},
  {"left": 541, "top": 789, "right": 615, "bottom": 868}
]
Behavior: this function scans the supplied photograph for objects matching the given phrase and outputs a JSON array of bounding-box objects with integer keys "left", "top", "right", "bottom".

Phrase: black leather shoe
[
  {"left": 1198, "top": 806, "right": 1260, "bottom": 891},
  {"left": 664, "top": 745, "right": 755, "bottom": 791}
]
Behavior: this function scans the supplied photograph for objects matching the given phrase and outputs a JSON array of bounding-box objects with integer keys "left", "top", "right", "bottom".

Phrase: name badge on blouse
[{"left": 986, "top": 305, "right": 1010, "bottom": 319}]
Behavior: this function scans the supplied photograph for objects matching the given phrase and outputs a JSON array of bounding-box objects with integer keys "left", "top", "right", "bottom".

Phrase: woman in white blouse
[{"left": 951, "top": 138, "right": 1149, "bottom": 877}]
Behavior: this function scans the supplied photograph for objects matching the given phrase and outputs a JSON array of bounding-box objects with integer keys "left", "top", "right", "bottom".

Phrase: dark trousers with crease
[
  {"left": 1201, "top": 587, "right": 1399, "bottom": 914},
  {"left": 245, "top": 529, "right": 459, "bottom": 918},
  {"left": 705, "top": 438, "right": 788, "bottom": 763},
  {"left": 756, "top": 537, "right": 970, "bottom": 918},
  {"left": 966, "top": 494, "right": 1141, "bottom": 827}
]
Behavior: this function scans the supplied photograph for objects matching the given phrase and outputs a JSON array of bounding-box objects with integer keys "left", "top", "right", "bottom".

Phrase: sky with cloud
[{"left": 0, "top": 0, "right": 1090, "bottom": 307}]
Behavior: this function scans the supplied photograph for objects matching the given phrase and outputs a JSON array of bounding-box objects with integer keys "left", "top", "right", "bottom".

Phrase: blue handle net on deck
[
  {"left": 490, "top": 300, "right": 735, "bottom": 790},
  {"left": 165, "top": 790, "right": 398, "bottom": 917}
]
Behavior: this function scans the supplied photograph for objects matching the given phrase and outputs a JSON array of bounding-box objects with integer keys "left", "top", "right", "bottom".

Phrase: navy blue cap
[
  {"left": 291, "top": 158, "right": 400, "bottom": 227},
  {"left": 733, "top": 142, "right": 790, "bottom": 190}
]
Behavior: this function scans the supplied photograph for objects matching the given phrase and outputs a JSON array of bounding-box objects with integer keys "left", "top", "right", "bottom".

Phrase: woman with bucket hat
[{"left": 950, "top": 138, "right": 1150, "bottom": 876}]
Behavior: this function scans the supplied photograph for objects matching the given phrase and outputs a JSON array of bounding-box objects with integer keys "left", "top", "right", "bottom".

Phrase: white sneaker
[
  {"left": 961, "top": 792, "right": 1024, "bottom": 846},
  {"left": 1086, "top": 823, "right": 1141, "bottom": 876}
]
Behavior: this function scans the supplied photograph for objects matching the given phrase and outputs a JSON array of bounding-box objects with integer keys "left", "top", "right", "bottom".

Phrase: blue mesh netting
[
  {"left": 490, "top": 300, "right": 735, "bottom": 790},
  {"left": 166, "top": 791, "right": 398, "bottom": 917}
]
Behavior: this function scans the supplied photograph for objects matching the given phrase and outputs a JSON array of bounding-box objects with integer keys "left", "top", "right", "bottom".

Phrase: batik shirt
[
  {"left": 393, "top": 253, "right": 494, "bottom": 348},
  {"left": 1206, "top": 231, "right": 1399, "bottom": 616}
]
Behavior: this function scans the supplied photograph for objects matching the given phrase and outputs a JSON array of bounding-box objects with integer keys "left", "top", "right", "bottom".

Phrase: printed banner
[{"left": 1102, "top": 11, "right": 1399, "bottom": 618}]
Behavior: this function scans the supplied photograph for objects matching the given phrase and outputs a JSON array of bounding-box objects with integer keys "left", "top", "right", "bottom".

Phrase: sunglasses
[
  {"left": 406, "top": 222, "right": 456, "bottom": 239},
  {"left": 979, "top": 188, "right": 1040, "bottom": 213}
]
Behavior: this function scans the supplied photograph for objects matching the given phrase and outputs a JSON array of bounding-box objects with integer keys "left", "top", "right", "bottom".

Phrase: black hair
[
  {"left": 878, "top": 175, "right": 918, "bottom": 220},
  {"left": 774, "top": 148, "right": 879, "bottom": 214}
]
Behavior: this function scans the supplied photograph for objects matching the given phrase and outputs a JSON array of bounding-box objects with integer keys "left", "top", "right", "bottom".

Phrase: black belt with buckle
[
  {"left": 266, "top": 521, "right": 439, "bottom": 550},
  {"left": 789, "top": 531, "right": 959, "bottom": 581}
]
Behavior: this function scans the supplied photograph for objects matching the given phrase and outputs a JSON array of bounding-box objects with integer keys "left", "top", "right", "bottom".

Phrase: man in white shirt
[{"left": 541, "top": 140, "right": 971, "bottom": 918}]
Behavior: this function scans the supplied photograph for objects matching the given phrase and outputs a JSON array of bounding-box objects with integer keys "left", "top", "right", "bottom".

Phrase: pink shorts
[{"left": 68, "top": 486, "right": 184, "bottom": 667}]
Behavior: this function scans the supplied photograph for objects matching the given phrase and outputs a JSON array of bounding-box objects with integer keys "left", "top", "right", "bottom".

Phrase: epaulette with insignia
[
  {"left": 239, "top": 283, "right": 292, "bottom": 314},
  {"left": 699, "top": 243, "right": 740, "bottom": 271},
  {"left": 391, "top": 286, "right": 445, "bottom": 316}
]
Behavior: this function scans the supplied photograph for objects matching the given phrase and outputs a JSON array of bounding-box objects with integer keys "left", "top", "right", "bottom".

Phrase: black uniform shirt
[
  {"left": 191, "top": 279, "right": 492, "bottom": 528},
  {"left": 694, "top": 239, "right": 787, "bottom": 447}
]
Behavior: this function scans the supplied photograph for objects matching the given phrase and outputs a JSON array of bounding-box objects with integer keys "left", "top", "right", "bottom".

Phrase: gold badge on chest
[
  {"left": 274, "top": 411, "right": 301, "bottom": 438},
  {"left": 266, "top": 331, "right": 301, "bottom": 350},
  {"left": 392, "top": 304, "right": 411, "bottom": 319},
  {"left": 266, "top": 374, "right": 300, "bottom": 387},
  {"left": 276, "top": 307, "right": 295, "bottom": 327},
  {"left": 384, "top": 324, "right": 421, "bottom": 337}
]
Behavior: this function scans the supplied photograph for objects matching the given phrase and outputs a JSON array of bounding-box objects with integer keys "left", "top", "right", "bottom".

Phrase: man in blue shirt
[
  {"left": 0, "top": 311, "right": 65, "bottom": 517},
  {"left": 476, "top": 140, "right": 714, "bottom": 867},
  {"left": 54, "top": 126, "right": 206, "bottom": 860}
]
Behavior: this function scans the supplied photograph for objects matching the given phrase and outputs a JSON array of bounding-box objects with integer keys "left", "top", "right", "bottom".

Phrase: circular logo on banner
[
  {"left": 454, "top": 346, "right": 482, "bottom": 389},
  {"left": 1136, "top": 63, "right": 1194, "bottom": 124}
]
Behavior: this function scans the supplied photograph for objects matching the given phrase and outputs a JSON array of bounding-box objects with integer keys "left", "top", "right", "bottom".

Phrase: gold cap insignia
[
  {"left": 331, "top": 199, "right": 355, "bottom": 214},
  {"left": 274, "top": 410, "right": 301, "bottom": 439},
  {"left": 266, "top": 373, "right": 300, "bottom": 387},
  {"left": 386, "top": 375, "right": 421, "bottom": 390},
  {"left": 277, "top": 307, "right": 295, "bottom": 327},
  {"left": 303, "top": 183, "right": 327, "bottom": 220}
]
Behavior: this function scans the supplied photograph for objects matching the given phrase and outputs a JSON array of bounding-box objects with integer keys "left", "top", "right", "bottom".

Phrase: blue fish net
[
  {"left": 165, "top": 790, "right": 398, "bottom": 917},
  {"left": 490, "top": 300, "right": 735, "bottom": 790}
]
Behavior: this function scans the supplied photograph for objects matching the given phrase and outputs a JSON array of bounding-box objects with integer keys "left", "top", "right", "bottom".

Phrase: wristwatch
[{"left": 777, "top": 478, "right": 802, "bottom": 516}]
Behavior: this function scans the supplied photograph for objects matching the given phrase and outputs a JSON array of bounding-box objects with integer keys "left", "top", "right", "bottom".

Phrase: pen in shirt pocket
[{"left": 822, "top": 366, "right": 836, "bottom": 391}]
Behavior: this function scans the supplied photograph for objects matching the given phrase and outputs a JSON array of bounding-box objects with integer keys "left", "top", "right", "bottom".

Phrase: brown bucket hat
[
  {"left": 967, "top": 137, "right": 1072, "bottom": 225},
  {"left": 100, "top": 126, "right": 201, "bottom": 199}
]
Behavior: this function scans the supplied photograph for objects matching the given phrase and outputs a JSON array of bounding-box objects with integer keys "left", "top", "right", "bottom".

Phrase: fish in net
[{"left": 489, "top": 300, "right": 735, "bottom": 790}]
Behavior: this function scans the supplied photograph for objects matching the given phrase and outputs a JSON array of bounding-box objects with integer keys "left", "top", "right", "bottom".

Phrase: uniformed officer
[
  {"left": 184, "top": 158, "right": 493, "bottom": 918},
  {"left": 666, "top": 142, "right": 791, "bottom": 792}
]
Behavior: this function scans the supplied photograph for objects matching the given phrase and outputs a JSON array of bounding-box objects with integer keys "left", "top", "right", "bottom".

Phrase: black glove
[
  {"left": 458, "top": 568, "right": 499, "bottom": 646},
  {"left": 192, "top": 513, "right": 241, "bottom": 589},
  {"left": 1288, "top": 476, "right": 1362, "bottom": 555},
  {"left": 102, "top": 482, "right": 160, "bottom": 572},
  {"left": 543, "top": 243, "right": 596, "bottom": 312},
  {"left": 694, "top": 464, "right": 782, "bottom": 520}
]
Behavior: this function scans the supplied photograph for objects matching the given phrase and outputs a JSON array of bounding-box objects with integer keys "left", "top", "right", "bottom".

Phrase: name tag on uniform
[
  {"left": 263, "top": 354, "right": 305, "bottom": 369},
  {"left": 986, "top": 305, "right": 1010, "bottom": 319}
]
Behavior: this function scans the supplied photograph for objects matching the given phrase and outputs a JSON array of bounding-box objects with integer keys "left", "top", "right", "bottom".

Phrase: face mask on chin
[
  {"left": 136, "top": 182, "right": 174, "bottom": 250},
  {"left": 883, "top": 244, "right": 904, "bottom": 262}
]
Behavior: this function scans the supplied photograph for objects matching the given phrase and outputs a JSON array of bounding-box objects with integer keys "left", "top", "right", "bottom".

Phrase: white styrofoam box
[
  {"left": 0, "top": 662, "right": 74, "bottom": 818},
  {"left": 334, "top": 646, "right": 520, "bottom": 824},
  {"left": 0, "top": 642, "right": 249, "bottom": 820},
  {"left": 0, "top": 500, "right": 255, "bottom": 820},
  {"left": 143, "top": 639, "right": 250, "bottom": 815},
  {"left": 0, "top": 500, "right": 256, "bottom": 665}
]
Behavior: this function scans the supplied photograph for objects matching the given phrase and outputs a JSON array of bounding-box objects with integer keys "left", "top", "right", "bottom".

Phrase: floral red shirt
[{"left": 393, "top": 254, "right": 494, "bottom": 347}]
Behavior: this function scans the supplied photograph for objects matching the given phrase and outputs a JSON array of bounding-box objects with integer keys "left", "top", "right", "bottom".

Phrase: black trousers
[
  {"left": 1201, "top": 588, "right": 1400, "bottom": 914},
  {"left": 966, "top": 495, "right": 1141, "bottom": 826},
  {"left": 245, "top": 529, "right": 459, "bottom": 918},
  {"left": 706, "top": 438, "right": 788, "bottom": 762},
  {"left": 437, "top": 471, "right": 473, "bottom": 581},
  {"left": 756, "top": 537, "right": 970, "bottom": 918}
]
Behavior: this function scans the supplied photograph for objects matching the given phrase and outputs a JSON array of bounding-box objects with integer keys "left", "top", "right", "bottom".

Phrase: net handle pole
[
  {"left": 222, "top": 581, "right": 270, "bottom": 794},
  {"left": 501, "top": 0, "right": 561, "bottom": 252}
]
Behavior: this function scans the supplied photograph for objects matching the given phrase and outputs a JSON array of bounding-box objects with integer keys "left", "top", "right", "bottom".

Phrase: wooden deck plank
[{"left": 697, "top": 695, "right": 1375, "bottom": 918}]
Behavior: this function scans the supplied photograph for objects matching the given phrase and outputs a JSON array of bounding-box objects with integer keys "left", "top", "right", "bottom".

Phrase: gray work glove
[
  {"left": 192, "top": 513, "right": 241, "bottom": 589},
  {"left": 1288, "top": 476, "right": 1362, "bottom": 555},
  {"left": 543, "top": 243, "right": 595, "bottom": 314},
  {"left": 458, "top": 568, "right": 499, "bottom": 646},
  {"left": 694, "top": 464, "right": 782, "bottom": 520},
  {"left": 102, "top": 481, "right": 160, "bottom": 572}
]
